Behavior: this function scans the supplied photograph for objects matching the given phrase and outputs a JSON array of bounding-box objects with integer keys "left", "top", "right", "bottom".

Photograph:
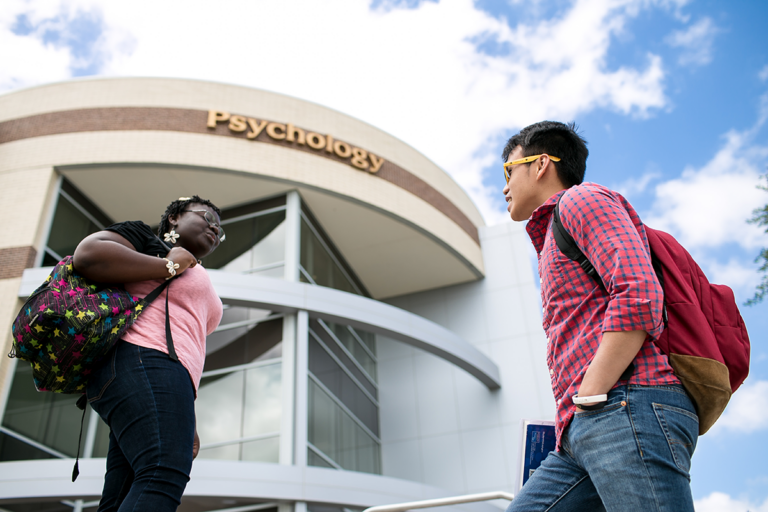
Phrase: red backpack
[{"left": 553, "top": 201, "right": 750, "bottom": 435}]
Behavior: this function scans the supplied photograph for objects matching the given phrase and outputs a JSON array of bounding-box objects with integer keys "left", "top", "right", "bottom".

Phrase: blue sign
[{"left": 520, "top": 421, "right": 556, "bottom": 488}]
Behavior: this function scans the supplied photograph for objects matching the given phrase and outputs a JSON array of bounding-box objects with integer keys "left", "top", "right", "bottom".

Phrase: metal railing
[{"left": 363, "top": 491, "right": 514, "bottom": 512}]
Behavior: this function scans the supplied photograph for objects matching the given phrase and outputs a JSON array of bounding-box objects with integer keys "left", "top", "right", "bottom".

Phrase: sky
[{"left": 2, "top": 0, "right": 768, "bottom": 509}]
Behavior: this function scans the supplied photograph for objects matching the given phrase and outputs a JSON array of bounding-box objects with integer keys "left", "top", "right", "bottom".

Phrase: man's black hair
[
  {"left": 501, "top": 121, "right": 588, "bottom": 188},
  {"left": 158, "top": 195, "right": 222, "bottom": 237}
]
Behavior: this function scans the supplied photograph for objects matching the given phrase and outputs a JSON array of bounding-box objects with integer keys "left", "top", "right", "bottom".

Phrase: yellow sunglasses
[{"left": 504, "top": 154, "right": 561, "bottom": 182}]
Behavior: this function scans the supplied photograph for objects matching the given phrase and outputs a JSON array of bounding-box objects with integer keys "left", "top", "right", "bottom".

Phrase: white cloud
[
  {"left": 700, "top": 257, "right": 759, "bottom": 295},
  {"left": 760, "top": 65, "right": 768, "bottom": 82},
  {"left": 709, "top": 380, "right": 768, "bottom": 435},
  {"left": 666, "top": 17, "right": 718, "bottom": 66},
  {"left": 0, "top": 0, "right": 680, "bottom": 225},
  {"left": 613, "top": 168, "right": 661, "bottom": 198},
  {"left": 695, "top": 491, "right": 768, "bottom": 512},
  {"left": 644, "top": 100, "right": 768, "bottom": 251},
  {"left": 0, "top": 0, "right": 72, "bottom": 89}
]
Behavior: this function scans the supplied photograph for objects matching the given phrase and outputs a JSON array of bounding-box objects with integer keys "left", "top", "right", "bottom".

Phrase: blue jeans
[
  {"left": 508, "top": 385, "right": 698, "bottom": 512},
  {"left": 87, "top": 341, "right": 196, "bottom": 512}
]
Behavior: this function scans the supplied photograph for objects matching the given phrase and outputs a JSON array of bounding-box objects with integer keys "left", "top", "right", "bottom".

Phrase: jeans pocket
[
  {"left": 573, "top": 399, "right": 625, "bottom": 419},
  {"left": 652, "top": 403, "right": 698, "bottom": 473},
  {"left": 87, "top": 343, "right": 120, "bottom": 404}
]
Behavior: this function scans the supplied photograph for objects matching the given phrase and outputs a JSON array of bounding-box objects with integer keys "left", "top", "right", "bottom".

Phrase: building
[{"left": 0, "top": 78, "right": 554, "bottom": 512}]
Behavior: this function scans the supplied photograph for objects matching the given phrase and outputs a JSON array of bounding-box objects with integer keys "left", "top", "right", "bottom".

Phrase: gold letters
[
  {"left": 333, "top": 141, "right": 352, "bottom": 158},
  {"left": 207, "top": 110, "right": 230, "bottom": 128},
  {"left": 229, "top": 115, "right": 247, "bottom": 132},
  {"left": 306, "top": 132, "right": 325, "bottom": 150},
  {"left": 247, "top": 118, "right": 267, "bottom": 139},
  {"left": 286, "top": 124, "right": 305, "bottom": 145},
  {"left": 369, "top": 153, "right": 384, "bottom": 173},
  {"left": 266, "top": 122, "right": 287, "bottom": 140},
  {"left": 351, "top": 148, "right": 369, "bottom": 170},
  {"left": 206, "top": 110, "right": 385, "bottom": 175}
]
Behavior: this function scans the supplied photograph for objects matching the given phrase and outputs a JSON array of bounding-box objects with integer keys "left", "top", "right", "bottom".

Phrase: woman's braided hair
[{"left": 158, "top": 196, "right": 222, "bottom": 238}]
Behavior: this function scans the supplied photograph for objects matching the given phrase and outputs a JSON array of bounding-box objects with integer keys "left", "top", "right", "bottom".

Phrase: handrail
[{"left": 363, "top": 491, "right": 515, "bottom": 512}]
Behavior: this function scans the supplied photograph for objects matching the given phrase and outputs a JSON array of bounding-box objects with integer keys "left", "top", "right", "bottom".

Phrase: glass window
[
  {"left": 42, "top": 180, "right": 112, "bottom": 266},
  {"left": 318, "top": 320, "right": 377, "bottom": 384},
  {"left": 300, "top": 218, "right": 363, "bottom": 295},
  {"left": 204, "top": 203, "right": 286, "bottom": 277},
  {"left": 307, "top": 316, "right": 380, "bottom": 474},
  {"left": 241, "top": 436, "right": 280, "bottom": 462},
  {"left": 204, "top": 315, "right": 283, "bottom": 372},
  {"left": 0, "top": 431, "right": 56, "bottom": 462},
  {"left": 195, "top": 361, "right": 282, "bottom": 463},
  {"left": 0, "top": 363, "right": 96, "bottom": 459},
  {"left": 308, "top": 380, "right": 380, "bottom": 475},
  {"left": 307, "top": 449, "right": 335, "bottom": 469},
  {"left": 44, "top": 196, "right": 101, "bottom": 264},
  {"left": 308, "top": 336, "right": 378, "bottom": 436}
]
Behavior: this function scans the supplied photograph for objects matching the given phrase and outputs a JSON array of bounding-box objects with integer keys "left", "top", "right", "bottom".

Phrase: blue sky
[{"left": 2, "top": 0, "right": 768, "bottom": 509}]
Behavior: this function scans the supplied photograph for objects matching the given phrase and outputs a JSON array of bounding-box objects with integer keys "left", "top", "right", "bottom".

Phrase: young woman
[{"left": 73, "top": 196, "right": 225, "bottom": 511}]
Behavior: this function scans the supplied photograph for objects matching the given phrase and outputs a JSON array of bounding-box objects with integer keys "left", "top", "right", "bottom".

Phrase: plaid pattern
[{"left": 526, "top": 183, "right": 679, "bottom": 448}]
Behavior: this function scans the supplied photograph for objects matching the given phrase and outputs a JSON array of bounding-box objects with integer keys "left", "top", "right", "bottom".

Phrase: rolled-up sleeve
[{"left": 559, "top": 187, "right": 664, "bottom": 340}]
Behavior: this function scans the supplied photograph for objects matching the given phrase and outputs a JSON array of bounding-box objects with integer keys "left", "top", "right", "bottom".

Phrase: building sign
[
  {"left": 518, "top": 419, "right": 555, "bottom": 489},
  {"left": 207, "top": 110, "right": 385, "bottom": 174}
]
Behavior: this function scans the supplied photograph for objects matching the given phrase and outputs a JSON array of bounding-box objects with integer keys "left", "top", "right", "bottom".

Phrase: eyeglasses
[
  {"left": 503, "top": 154, "right": 561, "bottom": 182},
  {"left": 185, "top": 210, "right": 226, "bottom": 242}
]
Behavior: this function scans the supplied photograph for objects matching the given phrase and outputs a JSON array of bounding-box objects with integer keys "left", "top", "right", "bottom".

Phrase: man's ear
[{"left": 534, "top": 155, "right": 551, "bottom": 181}]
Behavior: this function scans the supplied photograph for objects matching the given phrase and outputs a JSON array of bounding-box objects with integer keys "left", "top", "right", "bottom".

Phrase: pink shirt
[{"left": 122, "top": 265, "right": 223, "bottom": 392}]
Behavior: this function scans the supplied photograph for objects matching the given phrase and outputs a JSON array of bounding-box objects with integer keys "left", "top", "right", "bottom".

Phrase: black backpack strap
[
  {"left": 138, "top": 277, "right": 178, "bottom": 362},
  {"left": 552, "top": 198, "right": 634, "bottom": 380},
  {"left": 552, "top": 199, "right": 606, "bottom": 292},
  {"left": 164, "top": 279, "right": 178, "bottom": 361}
]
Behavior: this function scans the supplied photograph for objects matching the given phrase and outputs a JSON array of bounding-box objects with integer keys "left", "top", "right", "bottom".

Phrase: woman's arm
[{"left": 73, "top": 231, "right": 197, "bottom": 283}]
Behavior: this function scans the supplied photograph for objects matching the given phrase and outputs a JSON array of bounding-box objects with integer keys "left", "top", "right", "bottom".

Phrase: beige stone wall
[
  {"left": 0, "top": 77, "right": 484, "bottom": 230},
  {"left": 0, "top": 166, "right": 57, "bottom": 251}
]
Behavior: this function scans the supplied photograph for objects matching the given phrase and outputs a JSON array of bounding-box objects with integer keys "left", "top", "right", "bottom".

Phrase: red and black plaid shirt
[{"left": 526, "top": 183, "right": 679, "bottom": 448}]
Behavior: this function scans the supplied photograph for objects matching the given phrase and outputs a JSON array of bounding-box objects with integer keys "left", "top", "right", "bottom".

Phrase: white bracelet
[
  {"left": 572, "top": 394, "right": 608, "bottom": 404},
  {"left": 163, "top": 258, "right": 180, "bottom": 279}
]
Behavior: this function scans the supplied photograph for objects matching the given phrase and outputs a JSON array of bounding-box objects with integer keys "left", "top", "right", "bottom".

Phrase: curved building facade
[{"left": 0, "top": 78, "right": 554, "bottom": 512}]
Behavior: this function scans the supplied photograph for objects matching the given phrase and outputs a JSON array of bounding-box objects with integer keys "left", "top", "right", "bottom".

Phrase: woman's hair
[{"left": 158, "top": 196, "right": 222, "bottom": 237}]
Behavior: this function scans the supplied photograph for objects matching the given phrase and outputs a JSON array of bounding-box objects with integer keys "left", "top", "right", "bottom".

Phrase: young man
[{"left": 503, "top": 121, "right": 698, "bottom": 511}]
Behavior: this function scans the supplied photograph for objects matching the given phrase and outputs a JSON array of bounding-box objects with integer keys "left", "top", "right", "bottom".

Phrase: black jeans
[{"left": 87, "top": 341, "right": 195, "bottom": 511}]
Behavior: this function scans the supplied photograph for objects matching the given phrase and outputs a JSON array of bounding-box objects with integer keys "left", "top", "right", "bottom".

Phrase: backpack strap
[
  {"left": 552, "top": 198, "right": 606, "bottom": 292},
  {"left": 551, "top": 197, "right": 635, "bottom": 380},
  {"left": 551, "top": 198, "right": 666, "bottom": 325}
]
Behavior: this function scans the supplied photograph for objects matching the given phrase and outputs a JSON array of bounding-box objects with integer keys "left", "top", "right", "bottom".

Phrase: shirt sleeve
[
  {"left": 558, "top": 186, "right": 664, "bottom": 340},
  {"left": 105, "top": 221, "right": 169, "bottom": 258}
]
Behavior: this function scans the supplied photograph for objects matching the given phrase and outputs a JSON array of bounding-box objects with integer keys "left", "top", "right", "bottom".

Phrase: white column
[
  {"left": 279, "top": 314, "right": 296, "bottom": 466},
  {"left": 0, "top": 357, "right": 18, "bottom": 421},
  {"left": 284, "top": 190, "right": 301, "bottom": 283},
  {"left": 34, "top": 173, "right": 62, "bottom": 267},
  {"left": 293, "top": 310, "right": 309, "bottom": 468},
  {"left": 83, "top": 408, "right": 100, "bottom": 458}
]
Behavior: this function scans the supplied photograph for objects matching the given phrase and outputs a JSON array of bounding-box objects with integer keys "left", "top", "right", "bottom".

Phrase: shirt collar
[{"left": 525, "top": 189, "right": 566, "bottom": 254}]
